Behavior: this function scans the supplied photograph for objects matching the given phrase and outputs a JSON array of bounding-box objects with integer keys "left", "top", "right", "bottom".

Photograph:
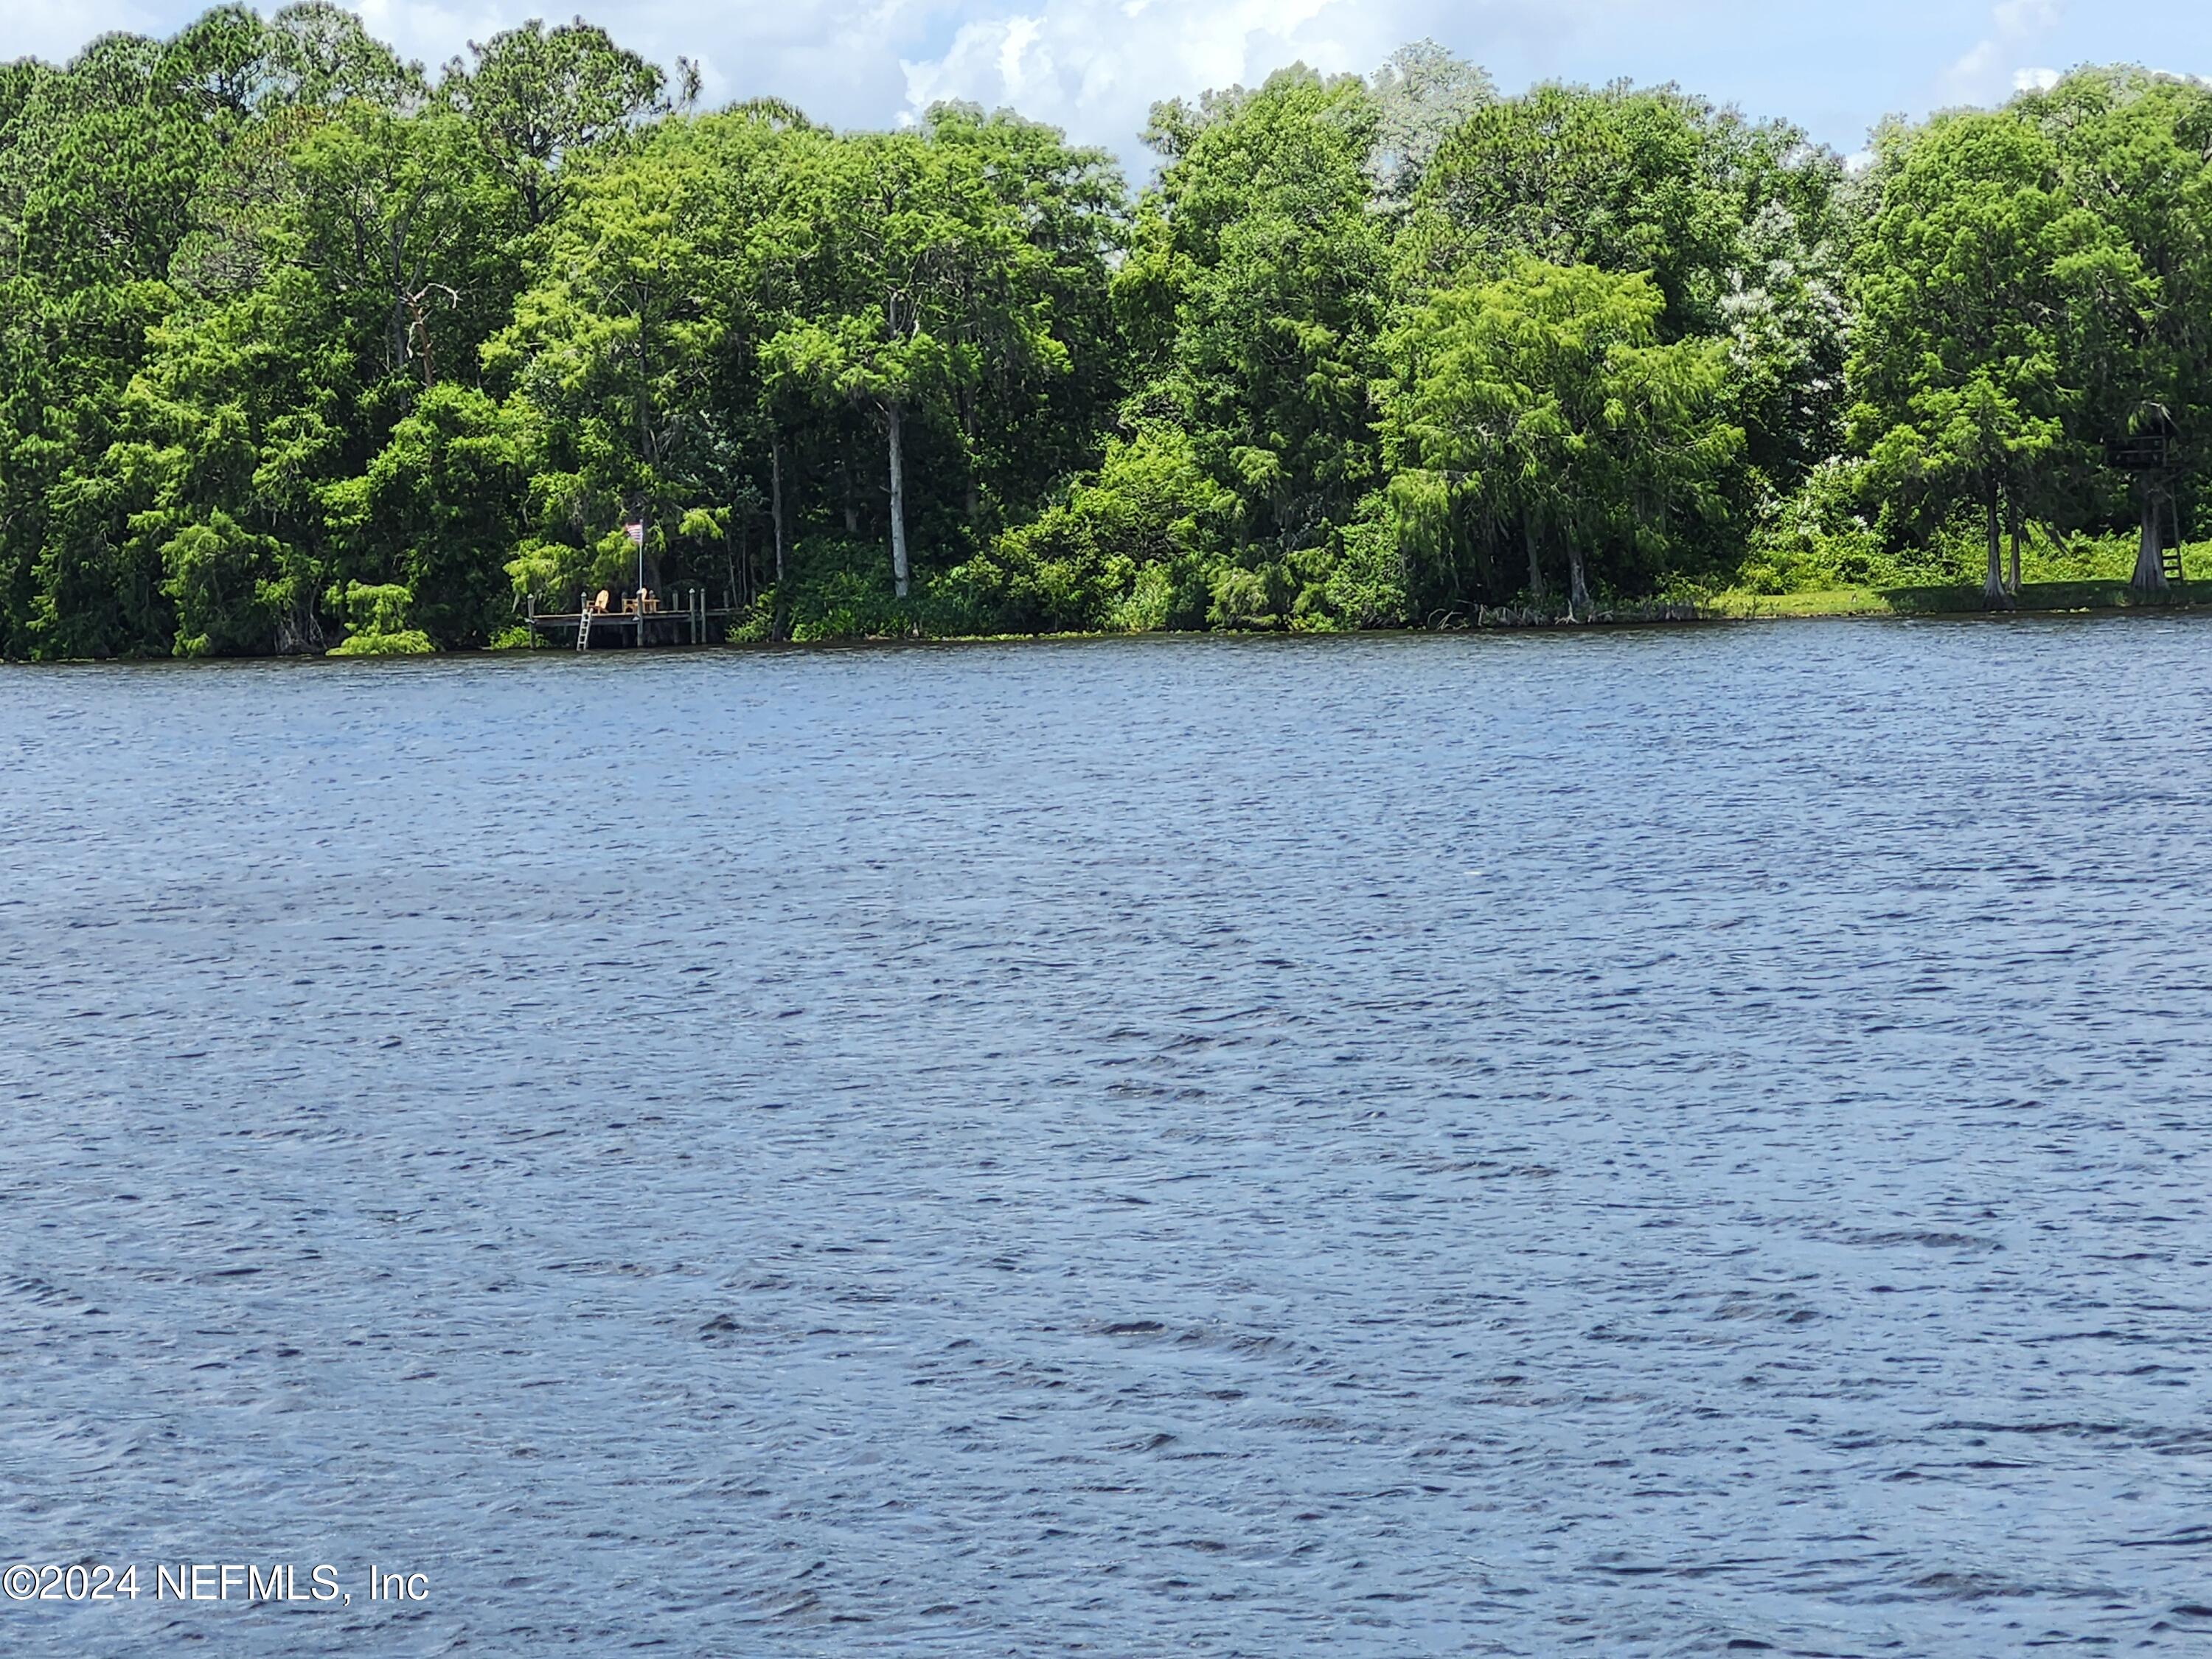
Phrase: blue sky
[{"left": 8, "top": 0, "right": 2212, "bottom": 170}]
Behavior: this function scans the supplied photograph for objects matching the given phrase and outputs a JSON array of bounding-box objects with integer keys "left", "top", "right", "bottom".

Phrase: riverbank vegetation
[{"left": 4, "top": 10, "right": 2211, "bottom": 655}]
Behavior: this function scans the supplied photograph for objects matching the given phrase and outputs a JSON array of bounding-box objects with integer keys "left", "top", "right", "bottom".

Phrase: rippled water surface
[{"left": 4, "top": 621, "right": 2212, "bottom": 1655}]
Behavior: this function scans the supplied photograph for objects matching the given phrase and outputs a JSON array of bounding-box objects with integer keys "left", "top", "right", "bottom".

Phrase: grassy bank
[{"left": 1708, "top": 580, "right": 2212, "bottom": 620}]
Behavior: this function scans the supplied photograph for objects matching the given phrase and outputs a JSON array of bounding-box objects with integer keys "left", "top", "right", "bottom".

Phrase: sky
[{"left": 8, "top": 0, "right": 2212, "bottom": 171}]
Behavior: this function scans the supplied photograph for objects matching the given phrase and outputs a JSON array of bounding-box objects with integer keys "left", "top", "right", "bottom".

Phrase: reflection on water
[{"left": 3, "top": 619, "right": 2211, "bottom": 1655}]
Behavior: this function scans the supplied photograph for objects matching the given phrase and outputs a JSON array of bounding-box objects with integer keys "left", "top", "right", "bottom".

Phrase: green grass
[
  {"left": 1709, "top": 580, "right": 2212, "bottom": 620},
  {"left": 1708, "top": 587, "right": 1893, "bottom": 618}
]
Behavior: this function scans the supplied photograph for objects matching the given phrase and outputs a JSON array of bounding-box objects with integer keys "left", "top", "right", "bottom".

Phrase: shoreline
[
  {"left": 1, "top": 582, "right": 2205, "bottom": 667},
  {"left": 1702, "top": 580, "right": 2209, "bottom": 621}
]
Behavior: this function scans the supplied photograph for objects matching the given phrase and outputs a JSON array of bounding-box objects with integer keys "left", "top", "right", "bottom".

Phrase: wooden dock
[{"left": 525, "top": 588, "right": 740, "bottom": 650}]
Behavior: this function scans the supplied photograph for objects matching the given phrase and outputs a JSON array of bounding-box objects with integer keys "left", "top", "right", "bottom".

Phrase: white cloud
[
  {"left": 894, "top": 0, "right": 1579, "bottom": 170},
  {"left": 302, "top": 0, "right": 1525, "bottom": 161},
  {"left": 2012, "top": 65, "right": 2059, "bottom": 91},
  {"left": 1939, "top": 0, "right": 2063, "bottom": 106},
  {"left": 903, "top": 0, "right": 1408, "bottom": 164}
]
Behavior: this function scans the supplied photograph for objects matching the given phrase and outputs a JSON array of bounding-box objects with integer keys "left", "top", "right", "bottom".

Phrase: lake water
[{"left": 4, "top": 619, "right": 2211, "bottom": 1655}]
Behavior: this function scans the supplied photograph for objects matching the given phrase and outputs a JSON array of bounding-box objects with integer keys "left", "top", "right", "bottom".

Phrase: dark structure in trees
[{"left": 2107, "top": 406, "right": 2185, "bottom": 592}]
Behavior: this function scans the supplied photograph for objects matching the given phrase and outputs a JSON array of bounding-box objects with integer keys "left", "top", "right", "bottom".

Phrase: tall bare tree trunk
[
  {"left": 1565, "top": 521, "right": 1591, "bottom": 618},
  {"left": 1983, "top": 486, "right": 2008, "bottom": 608},
  {"left": 1523, "top": 515, "right": 1545, "bottom": 603},
  {"left": 887, "top": 402, "right": 909, "bottom": 600},
  {"left": 2008, "top": 494, "right": 2023, "bottom": 594},
  {"left": 2131, "top": 487, "right": 2171, "bottom": 592},
  {"left": 771, "top": 441, "right": 786, "bottom": 583},
  {"left": 961, "top": 386, "right": 981, "bottom": 526}
]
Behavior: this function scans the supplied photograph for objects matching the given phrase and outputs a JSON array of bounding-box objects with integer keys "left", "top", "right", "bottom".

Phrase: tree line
[{"left": 4, "top": 10, "right": 2209, "bottom": 656}]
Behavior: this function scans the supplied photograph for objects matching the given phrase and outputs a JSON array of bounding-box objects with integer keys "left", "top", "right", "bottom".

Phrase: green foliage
[
  {"left": 1315, "top": 495, "right": 1413, "bottom": 628},
  {"left": 724, "top": 595, "right": 779, "bottom": 643},
  {"left": 1849, "top": 111, "right": 2113, "bottom": 530},
  {"left": 1736, "top": 459, "right": 1902, "bottom": 593},
  {"left": 325, "top": 577, "right": 433, "bottom": 653},
  {"left": 777, "top": 536, "right": 913, "bottom": 640},
  {"left": 163, "top": 510, "right": 282, "bottom": 655},
  {"left": 1403, "top": 82, "right": 1846, "bottom": 518},
  {"left": 953, "top": 428, "right": 1229, "bottom": 632},
  {"left": 5, "top": 17, "right": 2211, "bottom": 658},
  {"left": 439, "top": 18, "right": 685, "bottom": 229},
  {"left": 1122, "top": 67, "right": 1388, "bottom": 558},
  {"left": 1836, "top": 83, "right": 2212, "bottom": 597},
  {"left": 352, "top": 386, "right": 524, "bottom": 645},
  {"left": 328, "top": 627, "right": 434, "bottom": 655},
  {"left": 1385, "top": 258, "right": 1741, "bottom": 613},
  {"left": 2008, "top": 68, "right": 2212, "bottom": 523}
]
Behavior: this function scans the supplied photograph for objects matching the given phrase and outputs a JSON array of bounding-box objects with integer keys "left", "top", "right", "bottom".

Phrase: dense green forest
[{"left": 3, "top": 10, "right": 2210, "bottom": 655}]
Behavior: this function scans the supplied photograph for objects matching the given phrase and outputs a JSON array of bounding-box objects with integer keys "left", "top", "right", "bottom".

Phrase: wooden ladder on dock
[{"left": 2163, "top": 545, "right": 2186, "bottom": 584}]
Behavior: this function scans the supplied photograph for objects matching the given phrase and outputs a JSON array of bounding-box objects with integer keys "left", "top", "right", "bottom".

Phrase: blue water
[{"left": 3, "top": 619, "right": 2211, "bottom": 1655}]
